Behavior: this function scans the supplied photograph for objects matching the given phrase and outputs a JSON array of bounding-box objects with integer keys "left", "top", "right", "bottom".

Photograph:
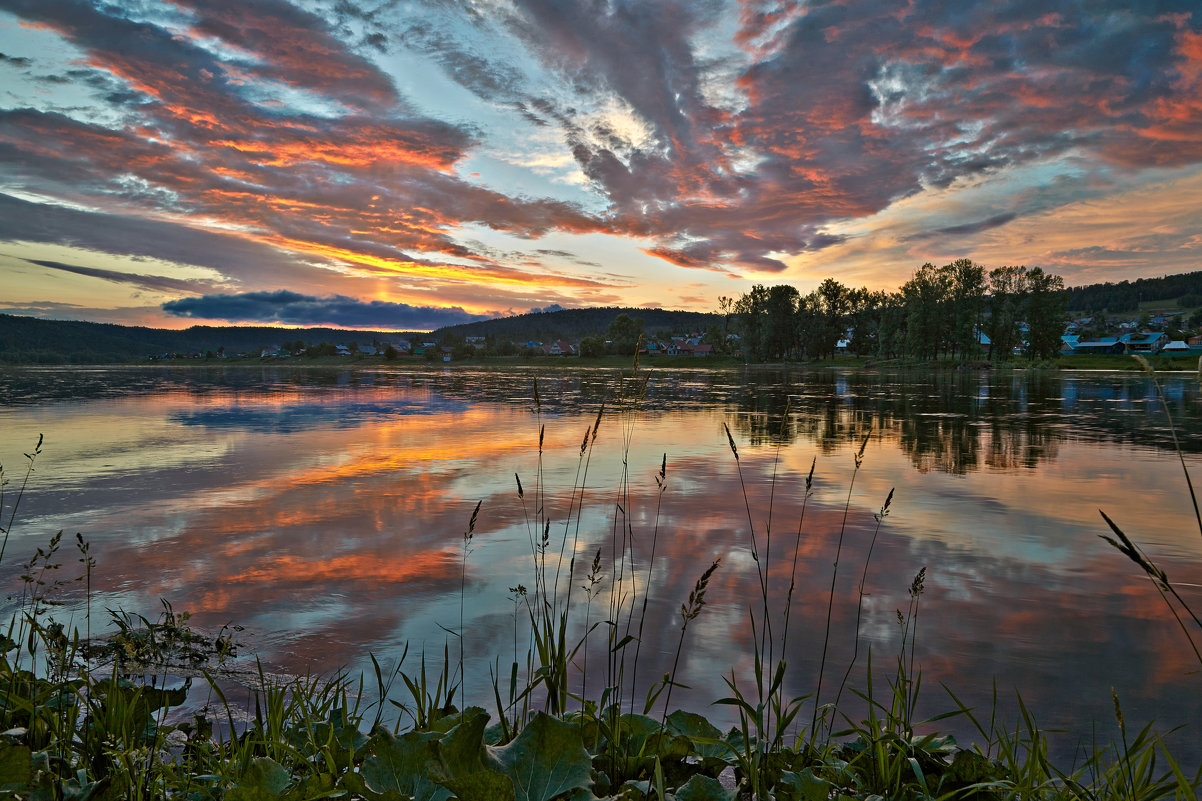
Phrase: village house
[{"left": 1120, "top": 332, "right": 1169, "bottom": 353}]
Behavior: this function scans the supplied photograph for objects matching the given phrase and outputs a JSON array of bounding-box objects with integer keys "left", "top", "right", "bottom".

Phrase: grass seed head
[
  {"left": 909, "top": 566, "right": 926, "bottom": 598},
  {"left": 591, "top": 403, "right": 604, "bottom": 444},
  {"left": 681, "top": 558, "right": 721, "bottom": 625},
  {"left": 855, "top": 432, "right": 870, "bottom": 469}
]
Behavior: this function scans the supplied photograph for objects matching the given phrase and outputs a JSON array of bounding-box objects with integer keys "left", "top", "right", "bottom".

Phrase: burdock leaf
[
  {"left": 361, "top": 729, "right": 449, "bottom": 801},
  {"left": 0, "top": 743, "right": 34, "bottom": 790},
  {"left": 429, "top": 709, "right": 511, "bottom": 801},
  {"left": 675, "top": 773, "right": 735, "bottom": 801},
  {"left": 665, "top": 710, "right": 726, "bottom": 760},
  {"left": 225, "top": 757, "right": 291, "bottom": 801},
  {"left": 487, "top": 712, "right": 592, "bottom": 801}
]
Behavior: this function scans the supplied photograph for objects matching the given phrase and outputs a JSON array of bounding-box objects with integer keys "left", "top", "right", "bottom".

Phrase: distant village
[
  {"left": 1059, "top": 312, "right": 1202, "bottom": 355},
  {"left": 154, "top": 332, "right": 721, "bottom": 362}
]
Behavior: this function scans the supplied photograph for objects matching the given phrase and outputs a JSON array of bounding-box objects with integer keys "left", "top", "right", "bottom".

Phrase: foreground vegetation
[{"left": 0, "top": 366, "right": 1199, "bottom": 799}]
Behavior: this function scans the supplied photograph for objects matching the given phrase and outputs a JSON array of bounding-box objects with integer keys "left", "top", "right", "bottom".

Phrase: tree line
[
  {"left": 1064, "top": 270, "right": 1202, "bottom": 313},
  {"left": 727, "top": 260, "right": 1067, "bottom": 363}
]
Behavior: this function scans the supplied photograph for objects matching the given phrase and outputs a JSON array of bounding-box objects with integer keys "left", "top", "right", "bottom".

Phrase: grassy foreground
[{"left": 0, "top": 368, "right": 1199, "bottom": 800}]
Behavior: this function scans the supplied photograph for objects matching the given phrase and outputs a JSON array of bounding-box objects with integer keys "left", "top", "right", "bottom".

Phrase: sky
[{"left": 1, "top": 0, "right": 1201, "bottom": 331}]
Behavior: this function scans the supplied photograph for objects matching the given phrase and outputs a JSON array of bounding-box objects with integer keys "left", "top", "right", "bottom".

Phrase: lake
[{"left": 1, "top": 364, "right": 1200, "bottom": 767}]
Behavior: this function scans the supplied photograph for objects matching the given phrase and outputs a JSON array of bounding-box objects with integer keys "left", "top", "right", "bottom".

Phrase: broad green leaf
[
  {"left": 776, "top": 769, "right": 830, "bottom": 801},
  {"left": 429, "top": 708, "right": 512, "bottom": 801},
  {"left": 0, "top": 743, "right": 33, "bottom": 791},
  {"left": 665, "top": 710, "right": 727, "bottom": 761},
  {"left": 433, "top": 707, "right": 491, "bottom": 777},
  {"left": 488, "top": 712, "right": 592, "bottom": 801},
  {"left": 61, "top": 768, "right": 103, "bottom": 801},
  {"left": 674, "top": 773, "right": 735, "bottom": 801},
  {"left": 436, "top": 770, "right": 515, "bottom": 801},
  {"left": 361, "top": 729, "right": 449, "bottom": 801},
  {"left": 948, "top": 750, "right": 999, "bottom": 784},
  {"left": 285, "top": 772, "right": 338, "bottom": 801},
  {"left": 225, "top": 757, "right": 290, "bottom": 801},
  {"left": 338, "top": 771, "right": 409, "bottom": 801}
]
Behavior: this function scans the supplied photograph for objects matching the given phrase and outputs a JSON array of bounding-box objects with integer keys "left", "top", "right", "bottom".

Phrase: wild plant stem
[
  {"left": 1136, "top": 358, "right": 1202, "bottom": 537},
  {"left": 723, "top": 422, "right": 770, "bottom": 653},
  {"left": 813, "top": 432, "right": 870, "bottom": 734},
  {"left": 780, "top": 458, "right": 815, "bottom": 653},
  {"left": 628, "top": 453, "right": 666, "bottom": 716},
  {"left": 0, "top": 433, "right": 43, "bottom": 567},
  {"left": 833, "top": 487, "right": 893, "bottom": 715}
]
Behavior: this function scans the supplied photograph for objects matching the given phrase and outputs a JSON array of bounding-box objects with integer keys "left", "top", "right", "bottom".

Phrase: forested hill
[
  {"left": 1065, "top": 270, "right": 1202, "bottom": 312},
  {"left": 0, "top": 307, "right": 720, "bottom": 364},
  {"left": 0, "top": 314, "right": 417, "bottom": 364},
  {"left": 433, "top": 307, "right": 722, "bottom": 342}
]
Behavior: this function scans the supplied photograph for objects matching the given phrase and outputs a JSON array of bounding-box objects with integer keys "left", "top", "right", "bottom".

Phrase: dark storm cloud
[
  {"left": 162, "top": 290, "right": 491, "bottom": 329},
  {"left": 23, "top": 258, "right": 221, "bottom": 294},
  {"left": 0, "top": 192, "right": 324, "bottom": 286},
  {"left": 906, "top": 213, "right": 1019, "bottom": 241},
  {"left": 0, "top": 52, "right": 32, "bottom": 67}
]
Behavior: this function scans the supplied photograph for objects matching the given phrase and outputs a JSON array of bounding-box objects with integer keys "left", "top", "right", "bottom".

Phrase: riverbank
[{"left": 121, "top": 350, "right": 1201, "bottom": 372}]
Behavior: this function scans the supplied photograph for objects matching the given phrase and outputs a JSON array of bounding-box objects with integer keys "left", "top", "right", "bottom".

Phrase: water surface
[{"left": 1, "top": 364, "right": 1199, "bottom": 766}]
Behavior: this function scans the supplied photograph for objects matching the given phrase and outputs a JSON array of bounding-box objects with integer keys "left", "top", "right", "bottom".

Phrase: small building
[
  {"left": 1120, "top": 332, "right": 1168, "bottom": 353},
  {"left": 1069, "top": 337, "right": 1125, "bottom": 354}
]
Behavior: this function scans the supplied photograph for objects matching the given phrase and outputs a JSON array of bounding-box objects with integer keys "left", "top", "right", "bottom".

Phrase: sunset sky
[{"left": 2, "top": 0, "right": 1201, "bottom": 331}]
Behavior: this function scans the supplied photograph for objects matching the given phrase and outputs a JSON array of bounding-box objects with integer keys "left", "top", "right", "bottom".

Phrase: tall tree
[
  {"left": 949, "top": 259, "right": 986, "bottom": 361},
  {"left": 733, "top": 285, "right": 770, "bottom": 361},
  {"left": 812, "top": 278, "right": 850, "bottom": 358},
  {"left": 764, "top": 284, "right": 801, "bottom": 360},
  {"left": 607, "top": 312, "right": 644, "bottom": 355},
  {"left": 901, "top": 263, "right": 952, "bottom": 360},
  {"left": 987, "top": 265, "right": 1027, "bottom": 361},
  {"left": 1024, "top": 267, "right": 1067, "bottom": 360}
]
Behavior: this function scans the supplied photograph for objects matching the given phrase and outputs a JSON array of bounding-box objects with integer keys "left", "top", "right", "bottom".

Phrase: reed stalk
[{"left": 813, "top": 431, "right": 871, "bottom": 735}]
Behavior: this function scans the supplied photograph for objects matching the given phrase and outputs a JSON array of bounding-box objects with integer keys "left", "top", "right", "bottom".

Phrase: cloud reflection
[{"left": 2, "top": 366, "right": 1200, "bottom": 766}]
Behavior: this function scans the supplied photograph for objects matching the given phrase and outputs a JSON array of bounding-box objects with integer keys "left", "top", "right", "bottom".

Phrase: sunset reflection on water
[{"left": 1, "top": 365, "right": 1199, "bottom": 766}]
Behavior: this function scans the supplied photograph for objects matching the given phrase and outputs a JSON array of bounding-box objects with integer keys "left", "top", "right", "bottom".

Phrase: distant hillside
[
  {"left": 434, "top": 307, "right": 722, "bottom": 342},
  {"left": 0, "top": 314, "right": 418, "bottom": 364},
  {"left": 0, "top": 308, "right": 721, "bottom": 364},
  {"left": 1065, "top": 270, "right": 1202, "bottom": 313}
]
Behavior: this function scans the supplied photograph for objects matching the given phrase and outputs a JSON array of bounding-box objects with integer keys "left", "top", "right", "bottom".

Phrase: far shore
[{"left": 6, "top": 351, "right": 1201, "bottom": 372}]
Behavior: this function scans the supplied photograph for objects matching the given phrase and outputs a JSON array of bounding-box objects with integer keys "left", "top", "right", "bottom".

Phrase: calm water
[{"left": 1, "top": 364, "right": 1200, "bottom": 765}]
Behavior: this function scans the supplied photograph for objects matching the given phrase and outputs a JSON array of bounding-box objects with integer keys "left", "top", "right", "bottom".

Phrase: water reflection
[{"left": 0, "top": 365, "right": 1199, "bottom": 768}]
